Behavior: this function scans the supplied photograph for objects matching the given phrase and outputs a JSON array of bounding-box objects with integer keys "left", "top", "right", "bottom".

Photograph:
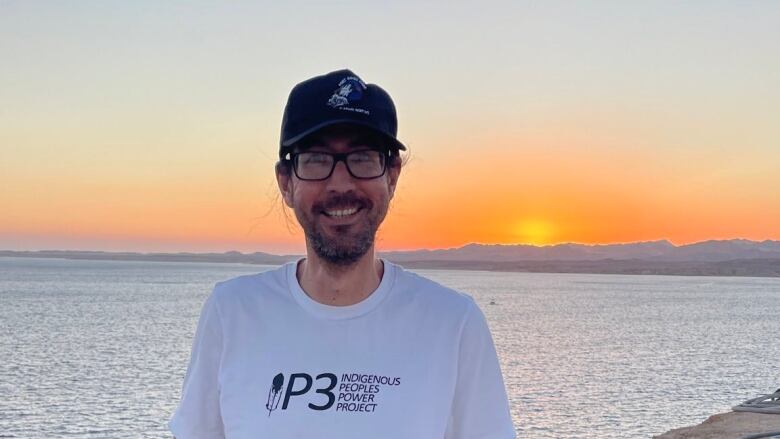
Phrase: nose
[{"left": 325, "top": 160, "right": 356, "bottom": 191}]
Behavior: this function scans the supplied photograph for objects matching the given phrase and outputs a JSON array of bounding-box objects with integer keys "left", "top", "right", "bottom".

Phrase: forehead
[{"left": 295, "top": 124, "right": 386, "bottom": 152}]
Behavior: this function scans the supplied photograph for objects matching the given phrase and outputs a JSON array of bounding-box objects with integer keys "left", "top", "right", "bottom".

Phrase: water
[{"left": 1, "top": 257, "right": 778, "bottom": 438}]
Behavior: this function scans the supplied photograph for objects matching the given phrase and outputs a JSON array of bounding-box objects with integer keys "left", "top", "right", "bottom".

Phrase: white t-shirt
[{"left": 169, "top": 260, "right": 515, "bottom": 439}]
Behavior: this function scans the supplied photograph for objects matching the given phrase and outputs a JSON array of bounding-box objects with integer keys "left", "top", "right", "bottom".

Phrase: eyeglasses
[{"left": 290, "top": 150, "right": 388, "bottom": 181}]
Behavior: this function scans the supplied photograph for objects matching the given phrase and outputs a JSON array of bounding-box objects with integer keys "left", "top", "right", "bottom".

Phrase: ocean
[{"left": 1, "top": 256, "right": 778, "bottom": 438}]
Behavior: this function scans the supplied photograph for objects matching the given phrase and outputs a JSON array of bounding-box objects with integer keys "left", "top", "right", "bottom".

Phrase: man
[{"left": 169, "top": 69, "right": 515, "bottom": 438}]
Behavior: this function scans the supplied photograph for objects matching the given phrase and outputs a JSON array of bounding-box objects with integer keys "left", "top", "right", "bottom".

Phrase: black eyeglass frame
[{"left": 287, "top": 149, "right": 391, "bottom": 181}]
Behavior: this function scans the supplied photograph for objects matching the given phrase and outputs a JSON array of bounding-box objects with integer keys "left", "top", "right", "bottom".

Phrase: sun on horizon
[{"left": 511, "top": 219, "right": 557, "bottom": 246}]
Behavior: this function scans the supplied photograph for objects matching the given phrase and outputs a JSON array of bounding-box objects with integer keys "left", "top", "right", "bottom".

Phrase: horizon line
[{"left": 3, "top": 236, "right": 779, "bottom": 256}]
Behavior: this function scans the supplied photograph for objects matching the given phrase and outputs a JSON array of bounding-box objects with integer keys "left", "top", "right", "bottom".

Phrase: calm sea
[{"left": 1, "top": 256, "right": 778, "bottom": 438}]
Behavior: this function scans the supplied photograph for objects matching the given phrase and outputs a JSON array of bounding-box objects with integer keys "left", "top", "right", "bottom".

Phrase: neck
[{"left": 297, "top": 246, "right": 384, "bottom": 306}]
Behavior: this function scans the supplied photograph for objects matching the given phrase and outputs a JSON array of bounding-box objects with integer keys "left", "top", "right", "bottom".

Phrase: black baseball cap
[{"left": 279, "top": 69, "right": 406, "bottom": 159}]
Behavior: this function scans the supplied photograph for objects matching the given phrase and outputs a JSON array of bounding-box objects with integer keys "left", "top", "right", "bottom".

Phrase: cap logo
[{"left": 326, "top": 76, "right": 370, "bottom": 115}]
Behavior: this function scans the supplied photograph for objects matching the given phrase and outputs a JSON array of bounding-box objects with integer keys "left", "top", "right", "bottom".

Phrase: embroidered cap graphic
[
  {"left": 266, "top": 373, "right": 284, "bottom": 416},
  {"left": 326, "top": 76, "right": 365, "bottom": 108}
]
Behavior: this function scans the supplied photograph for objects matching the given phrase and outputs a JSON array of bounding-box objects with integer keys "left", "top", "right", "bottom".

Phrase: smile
[{"left": 323, "top": 207, "right": 361, "bottom": 218}]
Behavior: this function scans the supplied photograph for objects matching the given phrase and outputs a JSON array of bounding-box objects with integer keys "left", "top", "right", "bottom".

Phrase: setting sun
[{"left": 512, "top": 219, "right": 556, "bottom": 246}]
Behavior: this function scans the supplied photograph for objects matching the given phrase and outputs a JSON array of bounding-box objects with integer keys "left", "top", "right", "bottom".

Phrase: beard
[{"left": 296, "top": 192, "right": 387, "bottom": 267}]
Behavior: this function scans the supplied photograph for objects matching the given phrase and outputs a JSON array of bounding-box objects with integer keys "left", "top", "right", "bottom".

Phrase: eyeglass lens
[{"left": 294, "top": 150, "right": 385, "bottom": 180}]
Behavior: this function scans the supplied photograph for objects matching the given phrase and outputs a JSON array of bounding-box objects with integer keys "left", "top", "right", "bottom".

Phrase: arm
[
  {"left": 169, "top": 287, "right": 226, "bottom": 439},
  {"left": 445, "top": 298, "right": 516, "bottom": 439}
]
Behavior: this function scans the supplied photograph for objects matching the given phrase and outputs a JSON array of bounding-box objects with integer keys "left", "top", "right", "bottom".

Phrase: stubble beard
[{"left": 297, "top": 194, "right": 388, "bottom": 267}]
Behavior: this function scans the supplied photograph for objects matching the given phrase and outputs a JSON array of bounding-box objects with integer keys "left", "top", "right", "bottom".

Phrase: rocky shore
[{"left": 655, "top": 411, "right": 780, "bottom": 438}]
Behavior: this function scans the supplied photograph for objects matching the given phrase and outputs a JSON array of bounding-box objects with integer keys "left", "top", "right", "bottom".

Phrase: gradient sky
[{"left": 2, "top": 1, "right": 778, "bottom": 254}]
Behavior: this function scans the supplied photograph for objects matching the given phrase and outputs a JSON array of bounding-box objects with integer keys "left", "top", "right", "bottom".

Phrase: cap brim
[{"left": 280, "top": 119, "right": 406, "bottom": 155}]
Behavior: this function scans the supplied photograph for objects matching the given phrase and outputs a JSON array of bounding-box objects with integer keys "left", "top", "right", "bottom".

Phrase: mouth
[{"left": 322, "top": 206, "right": 362, "bottom": 219}]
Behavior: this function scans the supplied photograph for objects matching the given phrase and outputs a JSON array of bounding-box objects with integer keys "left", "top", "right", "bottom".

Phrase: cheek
[
  {"left": 289, "top": 185, "right": 318, "bottom": 211},
  {"left": 371, "top": 185, "right": 393, "bottom": 207}
]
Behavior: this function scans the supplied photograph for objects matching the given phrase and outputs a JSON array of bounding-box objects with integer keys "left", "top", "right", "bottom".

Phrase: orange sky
[
  {"left": 3, "top": 122, "right": 777, "bottom": 254},
  {"left": 1, "top": 2, "right": 778, "bottom": 254}
]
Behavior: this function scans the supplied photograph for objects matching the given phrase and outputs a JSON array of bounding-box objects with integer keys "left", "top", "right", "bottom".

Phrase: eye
[
  {"left": 300, "top": 152, "right": 330, "bottom": 164},
  {"left": 350, "top": 151, "right": 374, "bottom": 162}
]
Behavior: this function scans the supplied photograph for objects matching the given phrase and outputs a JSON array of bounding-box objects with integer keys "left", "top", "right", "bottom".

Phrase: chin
[{"left": 308, "top": 229, "right": 375, "bottom": 266}]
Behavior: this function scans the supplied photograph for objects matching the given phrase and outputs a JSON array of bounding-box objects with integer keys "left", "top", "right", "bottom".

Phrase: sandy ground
[{"left": 654, "top": 412, "right": 780, "bottom": 439}]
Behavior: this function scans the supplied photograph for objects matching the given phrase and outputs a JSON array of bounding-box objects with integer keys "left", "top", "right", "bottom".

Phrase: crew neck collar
[{"left": 286, "top": 258, "right": 396, "bottom": 320}]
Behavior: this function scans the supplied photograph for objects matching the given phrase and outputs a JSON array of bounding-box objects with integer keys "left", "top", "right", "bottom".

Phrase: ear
[{"left": 275, "top": 161, "right": 294, "bottom": 207}]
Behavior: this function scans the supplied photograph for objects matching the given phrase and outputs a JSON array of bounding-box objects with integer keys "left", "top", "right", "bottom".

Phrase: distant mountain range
[
  {"left": 3, "top": 239, "right": 780, "bottom": 277},
  {"left": 382, "top": 239, "right": 780, "bottom": 262},
  {"left": 380, "top": 239, "right": 780, "bottom": 277}
]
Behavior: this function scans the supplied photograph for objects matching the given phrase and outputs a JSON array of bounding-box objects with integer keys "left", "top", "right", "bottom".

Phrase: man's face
[{"left": 276, "top": 125, "right": 401, "bottom": 266}]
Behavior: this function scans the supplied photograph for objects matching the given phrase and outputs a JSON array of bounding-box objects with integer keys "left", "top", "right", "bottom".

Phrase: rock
[{"left": 654, "top": 412, "right": 780, "bottom": 439}]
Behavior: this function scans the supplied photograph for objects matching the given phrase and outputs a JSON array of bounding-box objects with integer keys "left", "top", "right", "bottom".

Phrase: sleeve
[
  {"left": 169, "top": 286, "right": 225, "bottom": 439},
  {"left": 445, "top": 298, "right": 516, "bottom": 439}
]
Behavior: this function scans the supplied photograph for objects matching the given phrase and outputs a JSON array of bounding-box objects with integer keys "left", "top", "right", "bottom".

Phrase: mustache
[{"left": 313, "top": 192, "right": 373, "bottom": 212}]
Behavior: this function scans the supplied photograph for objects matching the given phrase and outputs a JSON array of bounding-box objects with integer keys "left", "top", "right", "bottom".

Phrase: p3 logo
[{"left": 265, "top": 372, "right": 337, "bottom": 416}]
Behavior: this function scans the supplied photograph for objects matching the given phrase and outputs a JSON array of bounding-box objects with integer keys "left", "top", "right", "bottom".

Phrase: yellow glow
[{"left": 512, "top": 219, "right": 556, "bottom": 245}]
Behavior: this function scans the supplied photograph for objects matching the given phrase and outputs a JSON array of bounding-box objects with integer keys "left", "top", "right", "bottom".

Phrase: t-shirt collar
[{"left": 286, "top": 258, "right": 396, "bottom": 320}]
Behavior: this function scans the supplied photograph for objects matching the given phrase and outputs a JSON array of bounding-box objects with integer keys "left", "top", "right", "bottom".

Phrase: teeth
[{"left": 325, "top": 207, "right": 359, "bottom": 218}]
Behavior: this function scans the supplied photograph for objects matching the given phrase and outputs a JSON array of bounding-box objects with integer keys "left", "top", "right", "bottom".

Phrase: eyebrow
[{"left": 301, "top": 135, "right": 384, "bottom": 151}]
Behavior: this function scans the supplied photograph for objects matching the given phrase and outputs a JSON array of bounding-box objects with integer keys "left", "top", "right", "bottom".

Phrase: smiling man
[{"left": 169, "top": 69, "right": 515, "bottom": 438}]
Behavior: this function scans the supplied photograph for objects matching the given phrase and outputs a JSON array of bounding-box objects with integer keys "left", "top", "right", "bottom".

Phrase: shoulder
[
  {"left": 388, "top": 261, "right": 479, "bottom": 317},
  {"left": 209, "top": 262, "right": 292, "bottom": 306}
]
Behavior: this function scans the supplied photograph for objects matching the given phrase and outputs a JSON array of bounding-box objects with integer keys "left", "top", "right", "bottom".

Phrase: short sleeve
[
  {"left": 445, "top": 299, "right": 516, "bottom": 439},
  {"left": 169, "top": 286, "right": 225, "bottom": 439}
]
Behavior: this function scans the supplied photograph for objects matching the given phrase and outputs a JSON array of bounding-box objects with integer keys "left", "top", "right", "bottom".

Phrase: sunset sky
[{"left": 2, "top": 1, "right": 778, "bottom": 254}]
